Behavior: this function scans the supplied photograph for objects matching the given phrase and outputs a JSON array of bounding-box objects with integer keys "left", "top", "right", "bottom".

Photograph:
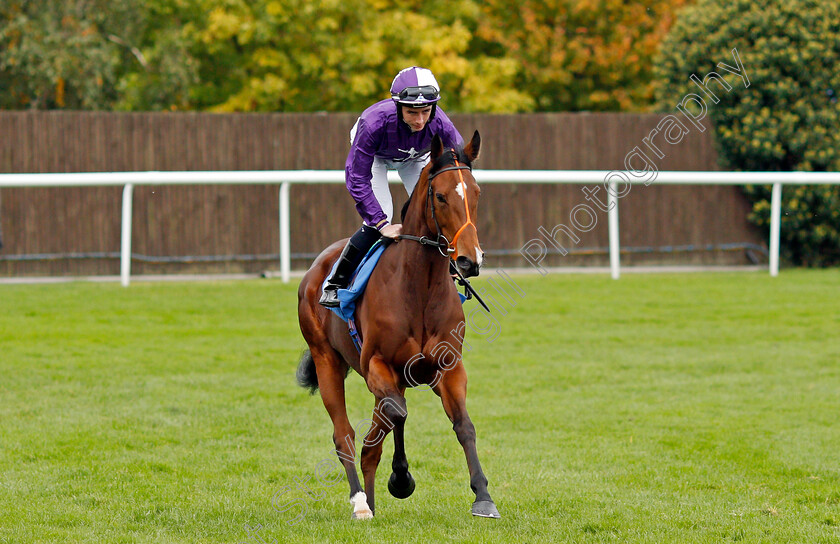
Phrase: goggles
[{"left": 394, "top": 85, "right": 439, "bottom": 102}]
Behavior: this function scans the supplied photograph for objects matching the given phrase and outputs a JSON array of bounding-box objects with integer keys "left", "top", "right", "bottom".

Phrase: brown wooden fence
[{"left": 0, "top": 111, "right": 764, "bottom": 277}]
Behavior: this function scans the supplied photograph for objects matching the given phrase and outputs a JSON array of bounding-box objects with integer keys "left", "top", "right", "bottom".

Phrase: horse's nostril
[{"left": 456, "top": 256, "right": 471, "bottom": 270}]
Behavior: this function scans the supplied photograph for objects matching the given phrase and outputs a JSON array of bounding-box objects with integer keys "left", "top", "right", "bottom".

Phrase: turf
[{"left": 1, "top": 270, "right": 838, "bottom": 543}]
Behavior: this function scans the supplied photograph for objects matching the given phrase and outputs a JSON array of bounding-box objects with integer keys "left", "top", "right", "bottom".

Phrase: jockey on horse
[
  {"left": 319, "top": 66, "right": 464, "bottom": 307},
  {"left": 299, "top": 66, "right": 498, "bottom": 520}
]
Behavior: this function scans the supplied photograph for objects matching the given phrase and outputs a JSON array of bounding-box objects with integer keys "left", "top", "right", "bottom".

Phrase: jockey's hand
[{"left": 380, "top": 224, "right": 403, "bottom": 239}]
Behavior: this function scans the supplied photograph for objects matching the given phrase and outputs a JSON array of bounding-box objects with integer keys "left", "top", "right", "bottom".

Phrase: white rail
[{"left": 1, "top": 170, "right": 838, "bottom": 285}]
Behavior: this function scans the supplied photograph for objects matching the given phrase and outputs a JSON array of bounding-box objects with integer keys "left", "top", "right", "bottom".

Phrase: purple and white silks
[{"left": 345, "top": 99, "right": 463, "bottom": 227}]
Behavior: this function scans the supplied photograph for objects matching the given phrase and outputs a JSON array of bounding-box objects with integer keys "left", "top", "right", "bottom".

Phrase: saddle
[{"left": 321, "top": 240, "right": 467, "bottom": 352}]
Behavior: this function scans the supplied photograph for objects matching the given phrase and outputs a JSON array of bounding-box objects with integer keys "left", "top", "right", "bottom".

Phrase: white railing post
[
  {"left": 280, "top": 181, "right": 291, "bottom": 283},
  {"left": 769, "top": 182, "right": 782, "bottom": 277},
  {"left": 1, "top": 170, "right": 837, "bottom": 282},
  {"left": 608, "top": 180, "right": 620, "bottom": 279},
  {"left": 120, "top": 183, "right": 134, "bottom": 287}
]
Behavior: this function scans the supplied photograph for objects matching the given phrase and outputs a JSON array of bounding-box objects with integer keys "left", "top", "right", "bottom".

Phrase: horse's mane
[{"left": 400, "top": 145, "right": 473, "bottom": 222}]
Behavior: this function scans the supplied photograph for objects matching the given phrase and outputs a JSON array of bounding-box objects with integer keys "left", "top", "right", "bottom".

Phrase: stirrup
[{"left": 319, "top": 285, "right": 341, "bottom": 308}]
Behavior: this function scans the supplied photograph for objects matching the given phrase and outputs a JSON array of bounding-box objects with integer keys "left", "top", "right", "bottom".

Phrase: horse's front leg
[
  {"left": 434, "top": 362, "right": 500, "bottom": 518},
  {"left": 385, "top": 386, "right": 415, "bottom": 500},
  {"left": 359, "top": 355, "right": 408, "bottom": 516}
]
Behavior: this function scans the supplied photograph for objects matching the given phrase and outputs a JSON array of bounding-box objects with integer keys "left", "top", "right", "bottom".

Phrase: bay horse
[{"left": 296, "top": 130, "right": 499, "bottom": 520}]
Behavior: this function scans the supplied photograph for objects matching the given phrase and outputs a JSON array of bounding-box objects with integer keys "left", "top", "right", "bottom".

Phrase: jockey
[{"left": 320, "top": 66, "right": 463, "bottom": 307}]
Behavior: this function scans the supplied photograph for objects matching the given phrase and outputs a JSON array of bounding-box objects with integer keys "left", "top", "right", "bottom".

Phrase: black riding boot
[{"left": 319, "top": 225, "right": 382, "bottom": 308}]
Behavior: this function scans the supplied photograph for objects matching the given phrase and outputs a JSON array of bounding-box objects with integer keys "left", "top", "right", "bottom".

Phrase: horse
[{"left": 296, "top": 130, "right": 500, "bottom": 520}]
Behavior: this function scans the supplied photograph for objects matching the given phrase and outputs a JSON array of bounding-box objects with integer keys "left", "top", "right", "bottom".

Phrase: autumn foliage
[{"left": 1, "top": 0, "right": 690, "bottom": 113}]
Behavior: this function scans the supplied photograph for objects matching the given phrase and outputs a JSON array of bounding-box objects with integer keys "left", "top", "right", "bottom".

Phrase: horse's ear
[
  {"left": 464, "top": 130, "right": 480, "bottom": 162},
  {"left": 431, "top": 134, "right": 444, "bottom": 161}
]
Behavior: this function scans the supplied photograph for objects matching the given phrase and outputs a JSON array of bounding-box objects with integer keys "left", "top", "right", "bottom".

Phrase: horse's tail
[{"left": 296, "top": 349, "right": 319, "bottom": 395}]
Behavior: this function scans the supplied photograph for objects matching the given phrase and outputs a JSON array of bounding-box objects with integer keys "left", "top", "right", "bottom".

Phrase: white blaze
[{"left": 455, "top": 181, "right": 465, "bottom": 200}]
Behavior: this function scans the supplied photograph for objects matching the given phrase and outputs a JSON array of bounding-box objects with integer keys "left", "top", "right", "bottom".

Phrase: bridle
[
  {"left": 399, "top": 150, "right": 478, "bottom": 259},
  {"left": 397, "top": 148, "right": 490, "bottom": 311}
]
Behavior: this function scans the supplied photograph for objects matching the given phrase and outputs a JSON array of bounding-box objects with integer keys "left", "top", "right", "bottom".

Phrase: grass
[{"left": 1, "top": 270, "right": 839, "bottom": 543}]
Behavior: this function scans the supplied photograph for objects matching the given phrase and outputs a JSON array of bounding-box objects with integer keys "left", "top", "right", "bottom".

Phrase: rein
[
  {"left": 396, "top": 233, "right": 452, "bottom": 253},
  {"left": 396, "top": 150, "right": 490, "bottom": 312}
]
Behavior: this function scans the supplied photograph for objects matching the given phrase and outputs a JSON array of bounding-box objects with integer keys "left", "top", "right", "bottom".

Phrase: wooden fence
[{"left": 0, "top": 111, "right": 764, "bottom": 276}]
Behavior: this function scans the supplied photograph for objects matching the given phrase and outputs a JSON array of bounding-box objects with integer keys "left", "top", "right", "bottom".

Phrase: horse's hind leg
[
  {"left": 434, "top": 362, "right": 500, "bottom": 519},
  {"left": 310, "top": 347, "right": 372, "bottom": 519}
]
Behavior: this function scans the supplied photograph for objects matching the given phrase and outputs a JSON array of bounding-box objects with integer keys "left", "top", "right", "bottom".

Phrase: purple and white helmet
[{"left": 390, "top": 66, "right": 441, "bottom": 107}]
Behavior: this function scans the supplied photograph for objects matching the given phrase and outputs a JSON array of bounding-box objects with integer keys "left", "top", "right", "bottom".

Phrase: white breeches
[{"left": 369, "top": 157, "right": 429, "bottom": 224}]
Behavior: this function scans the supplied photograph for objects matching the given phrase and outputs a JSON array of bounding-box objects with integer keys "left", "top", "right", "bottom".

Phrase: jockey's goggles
[{"left": 394, "top": 85, "right": 439, "bottom": 103}]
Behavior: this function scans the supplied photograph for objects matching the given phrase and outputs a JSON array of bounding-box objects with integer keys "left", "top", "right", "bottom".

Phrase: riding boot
[{"left": 319, "top": 225, "right": 382, "bottom": 308}]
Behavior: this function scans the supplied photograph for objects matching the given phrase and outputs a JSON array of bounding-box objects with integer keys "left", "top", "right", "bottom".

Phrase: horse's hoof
[
  {"left": 388, "top": 471, "right": 415, "bottom": 499},
  {"left": 350, "top": 491, "right": 373, "bottom": 520},
  {"left": 471, "top": 500, "right": 500, "bottom": 519}
]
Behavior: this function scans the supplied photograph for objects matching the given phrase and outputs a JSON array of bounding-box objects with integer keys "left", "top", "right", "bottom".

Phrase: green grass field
[{"left": 1, "top": 270, "right": 838, "bottom": 544}]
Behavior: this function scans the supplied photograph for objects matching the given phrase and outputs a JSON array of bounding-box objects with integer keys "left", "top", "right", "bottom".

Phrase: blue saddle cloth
[
  {"left": 322, "top": 240, "right": 469, "bottom": 352},
  {"left": 323, "top": 240, "right": 388, "bottom": 324}
]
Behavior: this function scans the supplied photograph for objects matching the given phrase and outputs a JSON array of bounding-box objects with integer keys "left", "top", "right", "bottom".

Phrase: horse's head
[{"left": 423, "top": 130, "right": 483, "bottom": 278}]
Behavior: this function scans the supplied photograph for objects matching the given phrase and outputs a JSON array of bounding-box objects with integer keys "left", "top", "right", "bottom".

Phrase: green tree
[
  {"left": 112, "top": 1, "right": 203, "bottom": 111},
  {"left": 655, "top": 0, "right": 840, "bottom": 266},
  {"left": 1, "top": 0, "right": 118, "bottom": 109},
  {"left": 0, "top": 0, "right": 198, "bottom": 110}
]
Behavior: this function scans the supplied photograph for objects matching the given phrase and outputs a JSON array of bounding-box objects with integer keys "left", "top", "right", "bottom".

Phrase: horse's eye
[{"left": 435, "top": 193, "right": 447, "bottom": 204}]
